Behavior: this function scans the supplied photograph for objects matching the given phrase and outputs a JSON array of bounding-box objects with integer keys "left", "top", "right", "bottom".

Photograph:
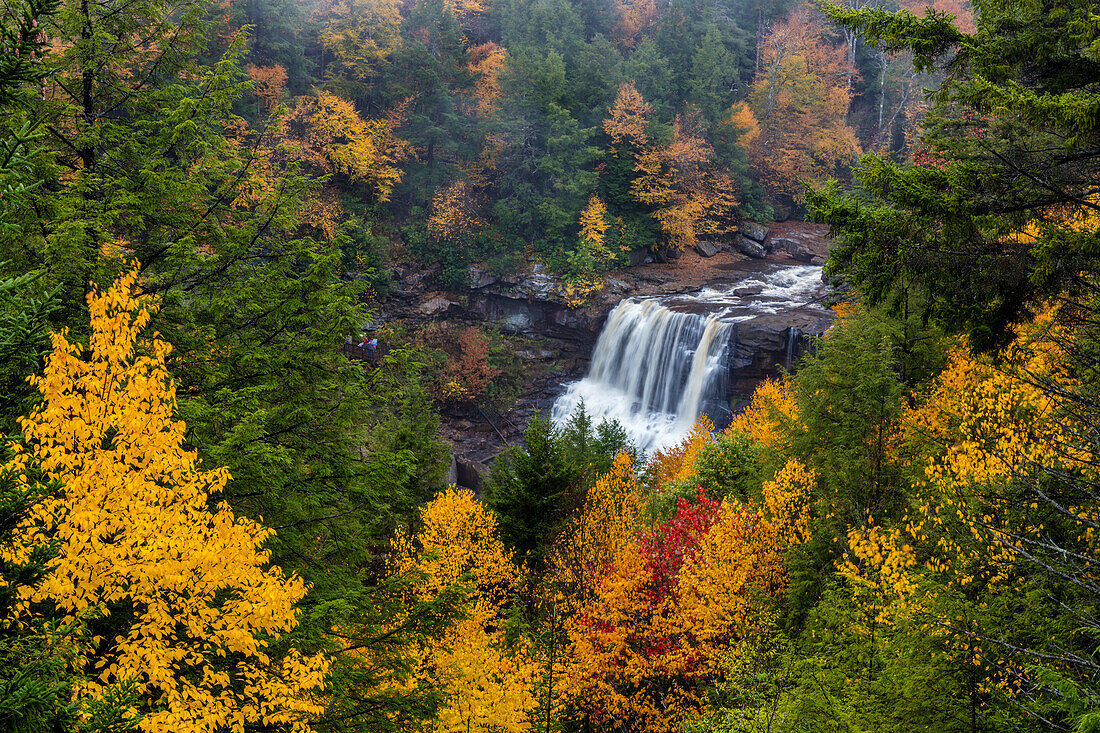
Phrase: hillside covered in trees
[{"left": 2, "top": 0, "right": 1100, "bottom": 730}]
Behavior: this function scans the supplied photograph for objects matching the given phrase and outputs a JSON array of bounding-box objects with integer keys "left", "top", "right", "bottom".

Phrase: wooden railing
[{"left": 340, "top": 342, "right": 389, "bottom": 363}]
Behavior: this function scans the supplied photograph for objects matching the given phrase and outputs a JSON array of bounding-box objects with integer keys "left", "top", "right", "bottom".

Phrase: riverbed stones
[
  {"left": 771, "top": 236, "right": 815, "bottom": 262},
  {"left": 786, "top": 239, "right": 815, "bottom": 262}
]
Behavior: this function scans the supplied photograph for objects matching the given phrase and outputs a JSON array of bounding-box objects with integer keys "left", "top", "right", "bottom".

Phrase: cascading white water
[
  {"left": 550, "top": 299, "right": 733, "bottom": 454},
  {"left": 552, "top": 264, "right": 823, "bottom": 454}
]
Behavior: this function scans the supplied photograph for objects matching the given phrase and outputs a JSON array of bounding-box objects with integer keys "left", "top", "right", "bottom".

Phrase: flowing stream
[{"left": 551, "top": 264, "right": 823, "bottom": 453}]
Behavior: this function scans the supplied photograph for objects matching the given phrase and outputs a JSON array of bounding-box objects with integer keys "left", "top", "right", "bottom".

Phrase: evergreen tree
[
  {"left": 390, "top": 0, "right": 477, "bottom": 204},
  {"left": 491, "top": 48, "right": 599, "bottom": 260},
  {"left": 807, "top": 0, "right": 1100, "bottom": 348},
  {"left": 487, "top": 407, "right": 632, "bottom": 567}
]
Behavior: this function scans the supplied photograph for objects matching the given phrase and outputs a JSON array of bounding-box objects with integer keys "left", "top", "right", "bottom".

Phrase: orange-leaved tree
[
  {"left": 4, "top": 268, "right": 328, "bottom": 733},
  {"left": 416, "top": 324, "right": 501, "bottom": 406},
  {"left": 561, "top": 416, "right": 812, "bottom": 732},
  {"left": 549, "top": 451, "right": 645, "bottom": 614},
  {"left": 563, "top": 490, "right": 793, "bottom": 732},
  {"left": 284, "top": 91, "right": 413, "bottom": 202},
  {"left": 611, "top": 0, "right": 657, "bottom": 48},
  {"left": 625, "top": 108, "right": 732, "bottom": 250},
  {"left": 604, "top": 82, "right": 653, "bottom": 149},
  {"left": 748, "top": 5, "right": 861, "bottom": 204}
]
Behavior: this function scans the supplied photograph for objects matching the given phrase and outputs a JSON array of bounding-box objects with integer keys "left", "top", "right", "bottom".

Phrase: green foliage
[
  {"left": 0, "top": 271, "right": 58, "bottom": 431},
  {"left": 0, "top": 460, "right": 70, "bottom": 733},
  {"left": 691, "top": 432, "right": 759, "bottom": 500},
  {"left": 780, "top": 308, "right": 912, "bottom": 617},
  {"left": 0, "top": 0, "right": 58, "bottom": 108},
  {"left": 486, "top": 406, "right": 633, "bottom": 566},
  {"left": 491, "top": 50, "right": 600, "bottom": 258},
  {"left": 809, "top": 0, "right": 1100, "bottom": 348}
]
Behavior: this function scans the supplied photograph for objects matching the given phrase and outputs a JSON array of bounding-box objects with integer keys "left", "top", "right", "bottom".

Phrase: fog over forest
[{"left": 1, "top": 0, "right": 1099, "bottom": 730}]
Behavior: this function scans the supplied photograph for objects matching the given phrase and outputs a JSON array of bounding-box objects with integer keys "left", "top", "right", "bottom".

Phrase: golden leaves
[
  {"left": 604, "top": 82, "right": 652, "bottom": 147},
  {"left": 392, "top": 486, "right": 518, "bottom": 608},
  {"left": 316, "top": 0, "right": 402, "bottom": 81},
  {"left": 761, "top": 458, "right": 815, "bottom": 547},
  {"left": 467, "top": 42, "right": 507, "bottom": 119},
  {"left": 6, "top": 268, "right": 327, "bottom": 733},
  {"left": 390, "top": 488, "right": 537, "bottom": 732},
  {"left": 726, "top": 378, "right": 800, "bottom": 451},
  {"left": 579, "top": 194, "right": 610, "bottom": 248},
  {"left": 285, "top": 91, "right": 413, "bottom": 201},
  {"left": 747, "top": 6, "right": 861, "bottom": 200},
  {"left": 549, "top": 451, "right": 644, "bottom": 613},
  {"left": 427, "top": 179, "right": 484, "bottom": 243}
]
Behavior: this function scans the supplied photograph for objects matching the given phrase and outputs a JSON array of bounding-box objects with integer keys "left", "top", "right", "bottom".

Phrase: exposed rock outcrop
[{"left": 727, "top": 309, "right": 832, "bottom": 403}]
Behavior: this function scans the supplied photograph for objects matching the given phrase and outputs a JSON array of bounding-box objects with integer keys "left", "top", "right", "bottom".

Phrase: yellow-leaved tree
[
  {"left": 4, "top": 268, "right": 328, "bottom": 733},
  {"left": 285, "top": 91, "right": 412, "bottom": 201},
  {"left": 564, "top": 194, "right": 617, "bottom": 307},
  {"left": 391, "top": 487, "right": 538, "bottom": 733},
  {"left": 549, "top": 451, "right": 645, "bottom": 614}
]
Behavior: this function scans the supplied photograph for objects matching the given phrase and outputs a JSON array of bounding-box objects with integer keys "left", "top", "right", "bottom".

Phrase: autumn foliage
[
  {"left": 605, "top": 87, "right": 738, "bottom": 250},
  {"left": 747, "top": 6, "right": 861, "bottom": 203},
  {"left": 3, "top": 269, "right": 327, "bottom": 733},
  {"left": 391, "top": 487, "right": 537, "bottom": 733},
  {"left": 555, "top": 417, "right": 811, "bottom": 732},
  {"left": 284, "top": 91, "right": 412, "bottom": 201},
  {"left": 417, "top": 324, "right": 501, "bottom": 405}
]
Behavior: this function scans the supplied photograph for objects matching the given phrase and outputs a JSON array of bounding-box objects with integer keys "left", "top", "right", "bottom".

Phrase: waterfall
[
  {"left": 550, "top": 299, "right": 733, "bottom": 454},
  {"left": 785, "top": 326, "right": 798, "bottom": 371},
  {"left": 551, "top": 263, "right": 825, "bottom": 455}
]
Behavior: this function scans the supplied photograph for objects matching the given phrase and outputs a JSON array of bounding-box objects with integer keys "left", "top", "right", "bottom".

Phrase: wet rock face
[{"left": 727, "top": 309, "right": 833, "bottom": 403}]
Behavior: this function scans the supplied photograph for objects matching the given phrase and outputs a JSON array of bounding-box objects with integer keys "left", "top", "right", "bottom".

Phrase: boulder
[
  {"left": 416, "top": 294, "right": 458, "bottom": 316},
  {"left": 735, "top": 234, "right": 767, "bottom": 259},
  {"left": 741, "top": 221, "right": 769, "bottom": 243},
  {"left": 694, "top": 240, "right": 722, "bottom": 257},
  {"left": 810, "top": 255, "right": 826, "bottom": 266},
  {"left": 785, "top": 239, "right": 815, "bottom": 262},
  {"left": 628, "top": 248, "right": 649, "bottom": 267},
  {"left": 603, "top": 276, "right": 631, "bottom": 294}
]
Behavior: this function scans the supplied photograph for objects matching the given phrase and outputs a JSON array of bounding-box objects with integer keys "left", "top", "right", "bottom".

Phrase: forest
[{"left": 1, "top": 0, "right": 1099, "bottom": 730}]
